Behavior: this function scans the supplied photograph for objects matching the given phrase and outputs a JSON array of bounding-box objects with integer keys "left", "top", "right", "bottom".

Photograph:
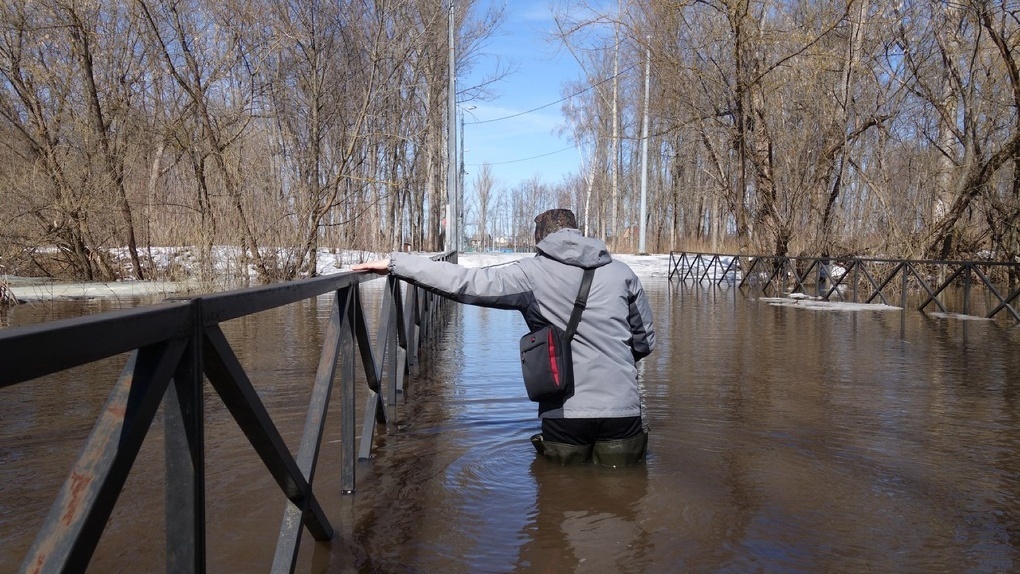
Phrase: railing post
[
  {"left": 404, "top": 284, "right": 419, "bottom": 369},
  {"left": 340, "top": 287, "right": 357, "bottom": 493},
  {"left": 386, "top": 278, "right": 401, "bottom": 406},
  {"left": 963, "top": 263, "right": 972, "bottom": 316},
  {"left": 853, "top": 260, "right": 859, "bottom": 302},
  {"left": 901, "top": 262, "right": 908, "bottom": 310},
  {"left": 165, "top": 298, "right": 206, "bottom": 573}
]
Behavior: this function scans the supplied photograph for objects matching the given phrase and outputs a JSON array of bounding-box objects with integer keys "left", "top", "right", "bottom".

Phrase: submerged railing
[
  {"left": 668, "top": 251, "right": 1020, "bottom": 323},
  {"left": 0, "top": 253, "right": 454, "bottom": 573}
]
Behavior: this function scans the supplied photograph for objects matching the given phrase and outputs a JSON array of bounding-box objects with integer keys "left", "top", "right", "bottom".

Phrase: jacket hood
[{"left": 536, "top": 228, "right": 612, "bottom": 269}]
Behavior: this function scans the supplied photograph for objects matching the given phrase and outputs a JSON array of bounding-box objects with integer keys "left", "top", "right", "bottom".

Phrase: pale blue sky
[{"left": 459, "top": 1, "right": 585, "bottom": 194}]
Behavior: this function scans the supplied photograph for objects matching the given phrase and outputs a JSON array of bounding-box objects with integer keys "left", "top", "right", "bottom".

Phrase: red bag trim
[{"left": 547, "top": 329, "right": 560, "bottom": 387}]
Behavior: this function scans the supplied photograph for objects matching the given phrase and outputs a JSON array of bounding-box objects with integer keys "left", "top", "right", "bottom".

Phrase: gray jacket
[{"left": 388, "top": 229, "right": 655, "bottom": 419}]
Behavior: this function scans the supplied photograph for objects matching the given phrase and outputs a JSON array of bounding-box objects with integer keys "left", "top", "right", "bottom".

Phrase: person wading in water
[{"left": 353, "top": 208, "right": 655, "bottom": 466}]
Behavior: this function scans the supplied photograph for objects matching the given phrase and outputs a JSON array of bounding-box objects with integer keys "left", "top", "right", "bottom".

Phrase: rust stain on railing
[{"left": 63, "top": 472, "right": 91, "bottom": 527}]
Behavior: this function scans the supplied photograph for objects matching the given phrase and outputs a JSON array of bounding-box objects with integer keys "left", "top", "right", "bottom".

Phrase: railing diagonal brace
[
  {"left": 680, "top": 254, "right": 694, "bottom": 282},
  {"left": 739, "top": 257, "right": 764, "bottom": 289},
  {"left": 860, "top": 263, "right": 893, "bottom": 305},
  {"left": 372, "top": 280, "right": 396, "bottom": 378},
  {"left": 353, "top": 284, "right": 387, "bottom": 459},
  {"left": 976, "top": 269, "right": 1020, "bottom": 321},
  {"left": 272, "top": 289, "right": 354, "bottom": 573},
  {"left": 390, "top": 277, "right": 408, "bottom": 350},
  {"left": 916, "top": 264, "right": 966, "bottom": 310},
  {"left": 351, "top": 286, "right": 381, "bottom": 394},
  {"left": 761, "top": 257, "right": 787, "bottom": 293},
  {"left": 907, "top": 264, "right": 948, "bottom": 313},
  {"left": 202, "top": 324, "right": 332, "bottom": 542},
  {"left": 718, "top": 256, "right": 740, "bottom": 284},
  {"left": 20, "top": 339, "right": 187, "bottom": 574},
  {"left": 352, "top": 286, "right": 390, "bottom": 425},
  {"left": 404, "top": 284, "right": 420, "bottom": 368},
  {"left": 705, "top": 254, "right": 718, "bottom": 283},
  {"left": 667, "top": 252, "right": 679, "bottom": 280},
  {"left": 968, "top": 265, "right": 1020, "bottom": 321},
  {"left": 822, "top": 260, "right": 853, "bottom": 301}
]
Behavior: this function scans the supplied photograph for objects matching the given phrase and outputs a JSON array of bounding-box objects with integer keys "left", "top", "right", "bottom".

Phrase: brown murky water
[{"left": 2, "top": 279, "right": 1020, "bottom": 573}]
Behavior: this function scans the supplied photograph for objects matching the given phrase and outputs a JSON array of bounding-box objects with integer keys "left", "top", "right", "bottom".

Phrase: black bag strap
[{"left": 564, "top": 268, "right": 595, "bottom": 341}]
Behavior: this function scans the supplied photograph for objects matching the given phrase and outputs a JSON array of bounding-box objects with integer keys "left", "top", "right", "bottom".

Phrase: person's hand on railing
[{"left": 352, "top": 258, "right": 391, "bottom": 274}]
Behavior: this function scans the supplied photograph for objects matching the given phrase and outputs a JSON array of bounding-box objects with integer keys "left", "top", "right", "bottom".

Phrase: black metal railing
[
  {"left": 0, "top": 252, "right": 455, "bottom": 573},
  {"left": 668, "top": 251, "right": 1020, "bottom": 323}
]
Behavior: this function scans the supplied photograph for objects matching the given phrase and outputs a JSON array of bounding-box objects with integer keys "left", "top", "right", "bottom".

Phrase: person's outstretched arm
[
  {"left": 353, "top": 253, "right": 535, "bottom": 311},
  {"left": 352, "top": 258, "right": 390, "bottom": 274}
]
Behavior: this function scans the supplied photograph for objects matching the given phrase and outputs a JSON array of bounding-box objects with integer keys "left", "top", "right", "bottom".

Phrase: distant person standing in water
[{"left": 353, "top": 209, "right": 655, "bottom": 466}]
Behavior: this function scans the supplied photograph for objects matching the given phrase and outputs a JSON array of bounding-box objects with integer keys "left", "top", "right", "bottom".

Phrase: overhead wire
[
  {"left": 462, "top": 62, "right": 639, "bottom": 169},
  {"left": 467, "top": 145, "right": 577, "bottom": 166},
  {"left": 466, "top": 62, "right": 639, "bottom": 126}
]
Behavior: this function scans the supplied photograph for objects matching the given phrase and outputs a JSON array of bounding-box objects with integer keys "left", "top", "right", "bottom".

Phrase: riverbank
[
  {"left": 3, "top": 251, "right": 674, "bottom": 302},
  {"left": 4, "top": 276, "right": 184, "bottom": 302}
]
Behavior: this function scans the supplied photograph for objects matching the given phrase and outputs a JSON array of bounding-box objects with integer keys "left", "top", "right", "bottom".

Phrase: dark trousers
[{"left": 541, "top": 416, "right": 644, "bottom": 445}]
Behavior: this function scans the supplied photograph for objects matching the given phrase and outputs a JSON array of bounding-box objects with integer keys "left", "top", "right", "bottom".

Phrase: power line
[
  {"left": 461, "top": 63, "right": 638, "bottom": 171},
  {"left": 466, "top": 62, "right": 639, "bottom": 125},
  {"left": 466, "top": 144, "right": 576, "bottom": 167}
]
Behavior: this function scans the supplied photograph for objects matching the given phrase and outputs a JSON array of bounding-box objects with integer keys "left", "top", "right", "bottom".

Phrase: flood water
[{"left": 2, "top": 279, "right": 1020, "bottom": 573}]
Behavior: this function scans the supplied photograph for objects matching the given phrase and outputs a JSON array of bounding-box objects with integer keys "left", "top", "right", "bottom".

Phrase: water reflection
[
  {"left": 519, "top": 460, "right": 650, "bottom": 572},
  {"left": 2, "top": 281, "right": 1020, "bottom": 572}
]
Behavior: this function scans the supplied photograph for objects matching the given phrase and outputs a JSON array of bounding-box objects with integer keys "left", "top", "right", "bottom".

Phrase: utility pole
[
  {"left": 459, "top": 109, "right": 465, "bottom": 250},
  {"left": 638, "top": 42, "right": 650, "bottom": 255},
  {"left": 446, "top": 0, "right": 458, "bottom": 252},
  {"left": 458, "top": 106, "right": 475, "bottom": 251}
]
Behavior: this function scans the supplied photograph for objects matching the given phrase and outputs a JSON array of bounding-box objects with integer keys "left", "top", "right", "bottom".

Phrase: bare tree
[
  {"left": 917, "top": 1, "right": 1020, "bottom": 260},
  {"left": 138, "top": 0, "right": 274, "bottom": 279},
  {"left": 472, "top": 162, "right": 497, "bottom": 250},
  {"left": 0, "top": 1, "right": 120, "bottom": 279},
  {"left": 64, "top": 1, "right": 146, "bottom": 279}
]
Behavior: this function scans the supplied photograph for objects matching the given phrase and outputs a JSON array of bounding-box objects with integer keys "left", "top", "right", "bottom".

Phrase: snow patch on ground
[
  {"left": 4, "top": 250, "right": 673, "bottom": 301},
  {"left": 926, "top": 312, "right": 992, "bottom": 321},
  {"left": 760, "top": 296, "right": 901, "bottom": 312}
]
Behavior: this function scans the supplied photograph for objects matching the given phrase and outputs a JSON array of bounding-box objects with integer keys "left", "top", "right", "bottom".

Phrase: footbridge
[
  {"left": 0, "top": 253, "right": 456, "bottom": 573},
  {"left": 670, "top": 251, "right": 1020, "bottom": 323},
  {"left": 3, "top": 249, "right": 1015, "bottom": 570}
]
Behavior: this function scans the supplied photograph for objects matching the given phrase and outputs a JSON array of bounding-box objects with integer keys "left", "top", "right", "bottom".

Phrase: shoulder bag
[{"left": 519, "top": 268, "right": 595, "bottom": 402}]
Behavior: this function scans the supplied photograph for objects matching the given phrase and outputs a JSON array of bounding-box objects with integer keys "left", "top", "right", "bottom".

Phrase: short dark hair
[{"left": 534, "top": 209, "right": 578, "bottom": 243}]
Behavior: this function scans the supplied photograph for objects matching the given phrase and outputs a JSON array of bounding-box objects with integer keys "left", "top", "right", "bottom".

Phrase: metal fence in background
[
  {"left": 668, "top": 251, "right": 1020, "bottom": 323},
  {"left": 0, "top": 253, "right": 455, "bottom": 573}
]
